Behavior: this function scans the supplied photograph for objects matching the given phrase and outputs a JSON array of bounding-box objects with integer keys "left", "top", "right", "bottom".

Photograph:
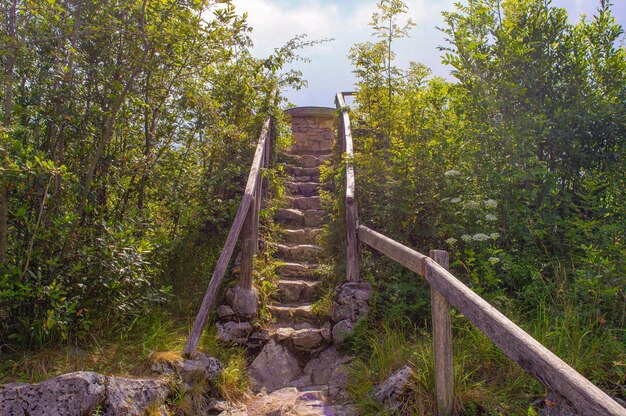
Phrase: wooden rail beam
[
  {"left": 183, "top": 194, "right": 252, "bottom": 355},
  {"left": 240, "top": 118, "right": 271, "bottom": 290},
  {"left": 357, "top": 225, "right": 427, "bottom": 275},
  {"left": 357, "top": 224, "right": 625, "bottom": 415},
  {"left": 184, "top": 118, "right": 271, "bottom": 356}
]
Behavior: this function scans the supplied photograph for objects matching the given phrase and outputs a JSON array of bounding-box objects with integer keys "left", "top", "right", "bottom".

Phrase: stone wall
[{"left": 284, "top": 107, "right": 335, "bottom": 154}]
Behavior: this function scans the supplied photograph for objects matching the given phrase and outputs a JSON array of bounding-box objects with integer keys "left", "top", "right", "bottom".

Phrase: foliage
[
  {"left": 338, "top": 0, "right": 626, "bottom": 412},
  {"left": 0, "top": 0, "right": 306, "bottom": 348}
]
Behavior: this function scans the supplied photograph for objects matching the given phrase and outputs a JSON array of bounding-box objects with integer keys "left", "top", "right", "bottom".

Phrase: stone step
[
  {"left": 274, "top": 245, "right": 323, "bottom": 264},
  {"left": 276, "top": 262, "right": 318, "bottom": 279},
  {"left": 287, "top": 196, "right": 321, "bottom": 211},
  {"left": 287, "top": 154, "right": 329, "bottom": 169},
  {"left": 283, "top": 228, "right": 322, "bottom": 245},
  {"left": 303, "top": 210, "right": 325, "bottom": 227},
  {"left": 275, "top": 209, "right": 325, "bottom": 228},
  {"left": 289, "top": 144, "right": 333, "bottom": 156},
  {"left": 286, "top": 181, "right": 321, "bottom": 197},
  {"left": 274, "top": 243, "right": 324, "bottom": 262},
  {"left": 268, "top": 304, "right": 317, "bottom": 323},
  {"left": 269, "top": 322, "right": 331, "bottom": 352},
  {"left": 275, "top": 208, "right": 304, "bottom": 226},
  {"left": 277, "top": 279, "right": 321, "bottom": 303},
  {"left": 287, "top": 166, "right": 321, "bottom": 183}
]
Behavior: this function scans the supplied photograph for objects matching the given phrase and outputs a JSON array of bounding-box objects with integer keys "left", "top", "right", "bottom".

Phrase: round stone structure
[{"left": 284, "top": 107, "right": 336, "bottom": 154}]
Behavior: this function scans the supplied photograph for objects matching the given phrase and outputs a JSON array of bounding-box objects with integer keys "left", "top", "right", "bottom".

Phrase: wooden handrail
[
  {"left": 183, "top": 117, "right": 272, "bottom": 356},
  {"left": 357, "top": 224, "right": 626, "bottom": 416},
  {"left": 335, "top": 92, "right": 359, "bottom": 281}
]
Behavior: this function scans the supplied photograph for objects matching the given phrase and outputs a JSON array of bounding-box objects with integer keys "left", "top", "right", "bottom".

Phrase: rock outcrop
[{"left": 0, "top": 371, "right": 169, "bottom": 416}]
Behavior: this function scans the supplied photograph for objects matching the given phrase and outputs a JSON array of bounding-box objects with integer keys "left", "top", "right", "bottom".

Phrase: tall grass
[{"left": 345, "top": 298, "right": 624, "bottom": 415}]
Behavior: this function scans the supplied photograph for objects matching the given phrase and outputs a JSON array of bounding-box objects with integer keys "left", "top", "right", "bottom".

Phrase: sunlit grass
[{"left": 345, "top": 300, "right": 624, "bottom": 416}]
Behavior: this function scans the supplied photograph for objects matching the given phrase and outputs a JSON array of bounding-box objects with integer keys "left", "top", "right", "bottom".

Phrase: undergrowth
[{"left": 344, "top": 296, "right": 625, "bottom": 416}]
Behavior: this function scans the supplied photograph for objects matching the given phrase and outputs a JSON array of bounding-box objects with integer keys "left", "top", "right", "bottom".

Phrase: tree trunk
[{"left": 1, "top": 0, "right": 18, "bottom": 263}]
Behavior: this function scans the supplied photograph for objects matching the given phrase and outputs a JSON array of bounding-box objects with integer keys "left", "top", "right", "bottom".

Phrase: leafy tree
[{"left": 0, "top": 0, "right": 303, "bottom": 347}]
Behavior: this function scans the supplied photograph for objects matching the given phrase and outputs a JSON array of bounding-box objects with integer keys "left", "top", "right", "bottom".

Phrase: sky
[{"left": 231, "top": 0, "right": 626, "bottom": 107}]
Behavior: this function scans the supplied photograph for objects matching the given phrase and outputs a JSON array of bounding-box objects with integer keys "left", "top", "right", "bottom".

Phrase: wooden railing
[
  {"left": 184, "top": 116, "right": 272, "bottom": 355},
  {"left": 335, "top": 92, "right": 626, "bottom": 416},
  {"left": 335, "top": 92, "right": 359, "bottom": 282}
]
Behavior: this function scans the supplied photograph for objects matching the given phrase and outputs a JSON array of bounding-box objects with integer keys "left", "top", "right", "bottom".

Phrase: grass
[
  {"left": 344, "top": 298, "right": 625, "bottom": 416},
  {"left": 0, "top": 310, "right": 189, "bottom": 384}
]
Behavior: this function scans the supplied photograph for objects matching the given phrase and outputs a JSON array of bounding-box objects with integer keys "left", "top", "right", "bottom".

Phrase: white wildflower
[
  {"left": 484, "top": 199, "right": 498, "bottom": 208},
  {"left": 490, "top": 233, "right": 500, "bottom": 240},
  {"left": 472, "top": 233, "right": 490, "bottom": 241},
  {"left": 489, "top": 257, "right": 500, "bottom": 265},
  {"left": 450, "top": 197, "right": 461, "bottom": 204},
  {"left": 444, "top": 170, "right": 461, "bottom": 177},
  {"left": 485, "top": 214, "right": 497, "bottom": 222},
  {"left": 461, "top": 234, "right": 472, "bottom": 242},
  {"left": 464, "top": 200, "right": 480, "bottom": 210},
  {"left": 445, "top": 237, "right": 458, "bottom": 245}
]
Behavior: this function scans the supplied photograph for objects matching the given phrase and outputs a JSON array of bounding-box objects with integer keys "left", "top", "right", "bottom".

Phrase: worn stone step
[
  {"left": 287, "top": 166, "right": 321, "bottom": 183},
  {"left": 277, "top": 279, "right": 321, "bottom": 303},
  {"left": 303, "top": 209, "right": 325, "bottom": 227},
  {"left": 274, "top": 243, "right": 324, "bottom": 262},
  {"left": 286, "top": 181, "right": 321, "bottom": 197},
  {"left": 283, "top": 228, "right": 322, "bottom": 245},
  {"left": 276, "top": 262, "right": 318, "bottom": 279},
  {"left": 275, "top": 208, "right": 304, "bottom": 227},
  {"left": 269, "top": 322, "right": 331, "bottom": 352},
  {"left": 276, "top": 208, "right": 325, "bottom": 228},
  {"left": 287, "top": 196, "right": 321, "bottom": 211},
  {"left": 289, "top": 143, "right": 333, "bottom": 155},
  {"left": 288, "top": 154, "right": 329, "bottom": 169},
  {"left": 268, "top": 304, "right": 317, "bottom": 323}
]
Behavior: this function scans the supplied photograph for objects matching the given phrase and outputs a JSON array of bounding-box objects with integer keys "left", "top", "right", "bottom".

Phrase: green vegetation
[
  {"left": 324, "top": 0, "right": 626, "bottom": 414},
  {"left": 0, "top": 0, "right": 303, "bottom": 390},
  {"left": 1, "top": 0, "right": 624, "bottom": 414}
]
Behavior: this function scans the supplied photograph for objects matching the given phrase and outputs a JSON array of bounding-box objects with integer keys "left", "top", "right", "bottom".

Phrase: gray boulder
[
  {"left": 178, "top": 352, "right": 222, "bottom": 385},
  {"left": 217, "top": 304, "right": 235, "bottom": 319},
  {"left": 225, "top": 285, "right": 259, "bottom": 319},
  {"left": 328, "top": 364, "right": 351, "bottom": 400},
  {"left": 331, "top": 282, "right": 372, "bottom": 323},
  {"left": 332, "top": 319, "right": 354, "bottom": 346},
  {"left": 250, "top": 340, "right": 300, "bottom": 393},
  {"left": 216, "top": 321, "right": 253, "bottom": 344},
  {"left": 373, "top": 365, "right": 414, "bottom": 412},
  {"left": 300, "top": 347, "right": 348, "bottom": 386},
  {"left": 0, "top": 383, "right": 26, "bottom": 416},
  {"left": 0, "top": 372, "right": 106, "bottom": 416},
  {"left": 104, "top": 377, "right": 170, "bottom": 416}
]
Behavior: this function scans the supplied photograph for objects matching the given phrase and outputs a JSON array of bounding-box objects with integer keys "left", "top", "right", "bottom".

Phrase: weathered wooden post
[
  {"left": 430, "top": 249, "right": 454, "bottom": 416},
  {"left": 240, "top": 119, "right": 271, "bottom": 290},
  {"left": 336, "top": 93, "right": 360, "bottom": 282}
]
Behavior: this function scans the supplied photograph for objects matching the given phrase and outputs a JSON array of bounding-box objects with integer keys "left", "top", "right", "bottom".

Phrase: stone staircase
[
  {"left": 267, "top": 149, "right": 330, "bottom": 340},
  {"left": 247, "top": 109, "right": 347, "bottom": 401},
  {"left": 244, "top": 108, "right": 359, "bottom": 415}
]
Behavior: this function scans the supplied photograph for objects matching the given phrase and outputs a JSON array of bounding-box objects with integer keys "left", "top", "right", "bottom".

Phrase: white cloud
[
  {"left": 232, "top": 0, "right": 457, "bottom": 105},
  {"left": 234, "top": 0, "right": 342, "bottom": 57},
  {"left": 231, "top": 0, "right": 625, "bottom": 106}
]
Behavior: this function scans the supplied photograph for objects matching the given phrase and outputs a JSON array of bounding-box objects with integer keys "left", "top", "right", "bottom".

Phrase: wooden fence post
[
  {"left": 336, "top": 93, "right": 360, "bottom": 282},
  {"left": 240, "top": 125, "right": 270, "bottom": 290},
  {"left": 430, "top": 249, "right": 454, "bottom": 416}
]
